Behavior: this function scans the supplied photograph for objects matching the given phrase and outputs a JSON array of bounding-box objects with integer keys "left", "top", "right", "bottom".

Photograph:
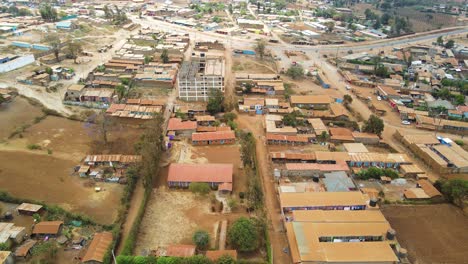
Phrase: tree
[
  {"left": 454, "top": 94, "right": 465, "bottom": 105},
  {"left": 33, "top": 213, "right": 41, "bottom": 222},
  {"left": 87, "top": 111, "right": 116, "bottom": 147},
  {"left": 0, "top": 94, "right": 5, "bottom": 104},
  {"left": 66, "top": 41, "right": 83, "bottom": 64},
  {"left": 217, "top": 254, "right": 236, "bottom": 264},
  {"left": 445, "top": 39, "right": 455, "bottom": 49},
  {"left": 137, "top": 114, "right": 165, "bottom": 188},
  {"left": 224, "top": 112, "right": 237, "bottom": 122},
  {"left": 362, "top": 115, "right": 384, "bottom": 136},
  {"left": 227, "top": 217, "right": 259, "bottom": 252},
  {"left": 212, "top": 16, "right": 222, "bottom": 23},
  {"left": 436, "top": 36, "right": 444, "bottom": 46},
  {"left": 343, "top": 94, "right": 353, "bottom": 106},
  {"left": 240, "top": 132, "right": 256, "bottom": 168},
  {"left": 286, "top": 65, "right": 304, "bottom": 80},
  {"left": 160, "top": 49, "right": 169, "bottom": 63},
  {"left": 39, "top": 4, "right": 58, "bottom": 21},
  {"left": 325, "top": 21, "right": 335, "bottom": 32},
  {"left": 192, "top": 230, "right": 210, "bottom": 250},
  {"left": 189, "top": 182, "right": 211, "bottom": 195},
  {"left": 254, "top": 39, "right": 266, "bottom": 59},
  {"left": 318, "top": 131, "right": 329, "bottom": 142},
  {"left": 207, "top": 89, "right": 224, "bottom": 114},
  {"left": 228, "top": 4, "right": 233, "bottom": 14},
  {"left": 44, "top": 33, "right": 62, "bottom": 62},
  {"left": 375, "top": 64, "right": 388, "bottom": 78},
  {"left": 115, "top": 84, "right": 126, "bottom": 101},
  {"left": 442, "top": 179, "right": 468, "bottom": 204},
  {"left": 0, "top": 243, "right": 9, "bottom": 251}
]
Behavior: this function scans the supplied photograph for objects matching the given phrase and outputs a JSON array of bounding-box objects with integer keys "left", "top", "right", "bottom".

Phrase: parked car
[
  {"left": 401, "top": 120, "right": 411, "bottom": 125},
  {"left": 377, "top": 96, "right": 382, "bottom": 101},
  {"left": 345, "top": 85, "right": 351, "bottom": 90}
]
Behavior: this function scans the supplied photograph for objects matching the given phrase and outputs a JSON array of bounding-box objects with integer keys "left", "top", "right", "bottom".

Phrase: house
[
  {"left": 82, "top": 232, "right": 113, "bottom": 264},
  {"left": 80, "top": 88, "right": 115, "bottom": 104},
  {"left": 32, "top": 221, "right": 63, "bottom": 237},
  {"left": 266, "top": 134, "right": 310, "bottom": 145},
  {"left": 280, "top": 192, "right": 367, "bottom": 214},
  {"left": 167, "top": 163, "right": 233, "bottom": 190},
  {"left": 352, "top": 132, "right": 380, "bottom": 145},
  {"left": 237, "top": 18, "right": 264, "bottom": 29},
  {"left": 283, "top": 162, "right": 350, "bottom": 177},
  {"left": 239, "top": 97, "right": 265, "bottom": 114},
  {"left": 167, "top": 118, "right": 197, "bottom": 136},
  {"left": 322, "top": 171, "right": 357, "bottom": 192},
  {"left": 286, "top": 212, "right": 398, "bottom": 264},
  {"left": 16, "top": 203, "right": 43, "bottom": 215},
  {"left": 55, "top": 21, "right": 76, "bottom": 30},
  {"left": 0, "top": 251, "right": 13, "bottom": 264},
  {"left": 206, "top": 250, "right": 237, "bottom": 261},
  {"left": 343, "top": 143, "right": 369, "bottom": 153},
  {"left": 308, "top": 118, "right": 328, "bottom": 137},
  {"left": 329, "top": 127, "right": 354, "bottom": 143},
  {"left": 64, "top": 84, "right": 85, "bottom": 102},
  {"left": 290, "top": 95, "right": 332, "bottom": 110},
  {"left": 0, "top": 223, "right": 26, "bottom": 245},
  {"left": 416, "top": 180, "right": 443, "bottom": 201},
  {"left": 191, "top": 131, "right": 235, "bottom": 145},
  {"left": 166, "top": 245, "right": 196, "bottom": 258},
  {"left": 14, "top": 239, "right": 36, "bottom": 259},
  {"left": 376, "top": 85, "right": 400, "bottom": 100},
  {"left": 329, "top": 103, "right": 350, "bottom": 120}
]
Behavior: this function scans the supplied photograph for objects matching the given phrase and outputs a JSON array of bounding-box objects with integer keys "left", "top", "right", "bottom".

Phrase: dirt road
[{"left": 237, "top": 115, "right": 292, "bottom": 264}]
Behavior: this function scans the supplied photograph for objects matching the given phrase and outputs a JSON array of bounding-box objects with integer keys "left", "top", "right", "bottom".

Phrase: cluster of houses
[
  {"left": 0, "top": 202, "right": 113, "bottom": 263},
  {"left": 76, "top": 154, "right": 142, "bottom": 183},
  {"left": 339, "top": 44, "right": 468, "bottom": 134}
]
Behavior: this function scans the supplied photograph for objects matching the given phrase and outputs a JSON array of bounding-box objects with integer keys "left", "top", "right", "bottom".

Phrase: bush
[
  {"left": 286, "top": 65, "right": 304, "bottom": 80},
  {"left": 189, "top": 182, "right": 211, "bottom": 195},
  {"left": 192, "top": 230, "right": 210, "bottom": 250},
  {"left": 228, "top": 217, "right": 259, "bottom": 252},
  {"left": 224, "top": 112, "right": 237, "bottom": 122},
  {"left": 454, "top": 139, "right": 464, "bottom": 146},
  {"left": 356, "top": 167, "right": 399, "bottom": 180},
  {"left": 27, "top": 144, "right": 42, "bottom": 150}
]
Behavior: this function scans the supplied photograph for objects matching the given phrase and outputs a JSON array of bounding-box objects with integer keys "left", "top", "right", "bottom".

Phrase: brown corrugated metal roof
[
  {"left": 417, "top": 180, "right": 442, "bottom": 198},
  {"left": 32, "top": 221, "right": 63, "bottom": 235},
  {"left": 192, "top": 131, "right": 235, "bottom": 141},
  {"left": 285, "top": 162, "right": 349, "bottom": 172},
  {"left": 15, "top": 239, "right": 36, "bottom": 257},
  {"left": 167, "top": 163, "right": 233, "bottom": 184},
  {"left": 82, "top": 232, "right": 113, "bottom": 263},
  {"left": 167, "top": 118, "right": 197, "bottom": 131}
]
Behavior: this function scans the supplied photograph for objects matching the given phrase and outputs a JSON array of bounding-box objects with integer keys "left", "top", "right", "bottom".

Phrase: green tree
[
  {"left": 160, "top": 49, "right": 169, "bottom": 63},
  {"left": 454, "top": 94, "right": 465, "bottom": 105},
  {"left": 240, "top": 132, "right": 256, "bottom": 168},
  {"left": 445, "top": 39, "right": 455, "bottom": 49},
  {"left": 254, "top": 39, "right": 266, "bottom": 59},
  {"left": 442, "top": 179, "right": 468, "bottom": 204},
  {"left": 0, "top": 94, "right": 5, "bottom": 104},
  {"left": 318, "top": 131, "right": 329, "bottom": 142},
  {"left": 224, "top": 112, "right": 237, "bottom": 122},
  {"left": 436, "top": 36, "right": 444, "bottom": 46},
  {"left": 66, "top": 41, "right": 83, "bottom": 64},
  {"left": 343, "top": 94, "right": 353, "bottom": 106},
  {"left": 44, "top": 33, "right": 62, "bottom": 62},
  {"left": 115, "top": 84, "right": 126, "bottom": 101},
  {"left": 216, "top": 254, "right": 236, "bottom": 264},
  {"left": 192, "top": 230, "right": 210, "bottom": 250},
  {"left": 0, "top": 243, "right": 9, "bottom": 251},
  {"left": 39, "top": 4, "right": 58, "bottom": 21},
  {"left": 227, "top": 120, "right": 237, "bottom": 130},
  {"left": 325, "top": 21, "right": 335, "bottom": 32},
  {"left": 246, "top": 168, "right": 263, "bottom": 210},
  {"left": 228, "top": 4, "right": 233, "bottom": 14},
  {"left": 362, "top": 115, "right": 384, "bottom": 136},
  {"left": 375, "top": 64, "right": 388, "bottom": 78},
  {"left": 212, "top": 16, "right": 222, "bottom": 23},
  {"left": 189, "top": 182, "right": 211, "bottom": 195},
  {"left": 286, "top": 65, "right": 304, "bottom": 80},
  {"left": 144, "top": 55, "right": 153, "bottom": 64},
  {"left": 207, "top": 89, "right": 224, "bottom": 114},
  {"left": 227, "top": 217, "right": 259, "bottom": 252},
  {"left": 33, "top": 213, "right": 41, "bottom": 222}
]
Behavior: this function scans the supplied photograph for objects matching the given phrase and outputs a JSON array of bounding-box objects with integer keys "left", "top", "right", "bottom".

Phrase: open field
[
  {"left": 382, "top": 204, "right": 468, "bottom": 264},
  {"left": 0, "top": 97, "right": 43, "bottom": 140},
  {"left": 232, "top": 56, "right": 277, "bottom": 73}
]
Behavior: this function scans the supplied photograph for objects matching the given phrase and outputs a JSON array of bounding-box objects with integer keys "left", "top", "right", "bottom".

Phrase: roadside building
[
  {"left": 376, "top": 85, "right": 400, "bottom": 100},
  {"left": 82, "top": 232, "right": 113, "bottom": 264},
  {"left": 290, "top": 95, "right": 332, "bottom": 110},
  {"left": 265, "top": 114, "right": 297, "bottom": 135},
  {"left": 280, "top": 192, "right": 367, "bottom": 214},
  {"left": 64, "top": 84, "right": 85, "bottom": 102},
  {"left": 166, "top": 245, "right": 196, "bottom": 258},
  {"left": 352, "top": 132, "right": 380, "bottom": 145},
  {"left": 266, "top": 134, "right": 310, "bottom": 145},
  {"left": 283, "top": 162, "right": 350, "bottom": 177},
  {"left": 32, "top": 221, "right": 63, "bottom": 237},
  {"left": 191, "top": 131, "right": 235, "bottom": 145},
  {"left": 343, "top": 143, "right": 369, "bottom": 153},
  {"left": 291, "top": 209, "right": 388, "bottom": 223},
  {"left": 347, "top": 153, "right": 411, "bottom": 168},
  {"left": 167, "top": 118, "right": 197, "bottom": 137},
  {"left": 270, "top": 152, "right": 316, "bottom": 163},
  {"left": 167, "top": 163, "right": 233, "bottom": 190},
  {"left": 16, "top": 203, "right": 43, "bottom": 216},
  {"left": 237, "top": 18, "right": 264, "bottom": 29},
  {"left": 177, "top": 55, "right": 225, "bottom": 101},
  {"left": 329, "top": 127, "right": 354, "bottom": 143}
]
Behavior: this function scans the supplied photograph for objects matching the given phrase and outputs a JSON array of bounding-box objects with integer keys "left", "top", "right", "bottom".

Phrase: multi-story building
[{"left": 177, "top": 54, "right": 225, "bottom": 101}]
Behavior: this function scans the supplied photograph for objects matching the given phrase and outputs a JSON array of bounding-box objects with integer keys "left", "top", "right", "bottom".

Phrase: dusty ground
[
  {"left": 232, "top": 56, "right": 277, "bottom": 73},
  {"left": 382, "top": 204, "right": 468, "bottom": 264},
  {"left": 0, "top": 97, "right": 43, "bottom": 140}
]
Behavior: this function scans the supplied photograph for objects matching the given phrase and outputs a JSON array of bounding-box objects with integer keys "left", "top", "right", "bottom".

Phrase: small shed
[
  {"left": 15, "top": 239, "right": 36, "bottom": 258},
  {"left": 16, "top": 203, "right": 43, "bottom": 216},
  {"left": 380, "top": 176, "right": 392, "bottom": 184},
  {"left": 32, "top": 221, "right": 63, "bottom": 237}
]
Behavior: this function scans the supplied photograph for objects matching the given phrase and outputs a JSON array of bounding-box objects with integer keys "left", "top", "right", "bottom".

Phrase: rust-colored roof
[
  {"left": 82, "top": 232, "right": 113, "bottom": 263},
  {"left": 218, "top": 182, "right": 233, "bottom": 192},
  {"left": 286, "top": 162, "right": 349, "bottom": 172},
  {"left": 167, "top": 163, "right": 233, "bottom": 184},
  {"left": 192, "top": 131, "right": 235, "bottom": 142},
  {"left": 417, "top": 180, "right": 442, "bottom": 198},
  {"left": 167, "top": 118, "right": 197, "bottom": 131},
  {"left": 32, "top": 221, "right": 63, "bottom": 235},
  {"left": 270, "top": 152, "right": 316, "bottom": 161},
  {"left": 329, "top": 127, "right": 353, "bottom": 137},
  {"left": 290, "top": 95, "right": 332, "bottom": 105},
  {"left": 84, "top": 155, "right": 142, "bottom": 163},
  {"left": 206, "top": 250, "right": 237, "bottom": 261},
  {"left": 266, "top": 134, "right": 309, "bottom": 142},
  {"left": 15, "top": 239, "right": 36, "bottom": 257},
  {"left": 166, "top": 244, "right": 196, "bottom": 257}
]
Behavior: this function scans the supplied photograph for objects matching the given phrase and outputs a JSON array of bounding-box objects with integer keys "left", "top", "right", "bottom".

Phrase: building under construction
[{"left": 177, "top": 53, "right": 225, "bottom": 101}]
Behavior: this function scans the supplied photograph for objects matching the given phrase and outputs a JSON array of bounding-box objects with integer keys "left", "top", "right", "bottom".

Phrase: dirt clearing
[
  {"left": 382, "top": 204, "right": 468, "bottom": 264},
  {"left": 0, "top": 97, "right": 43, "bottom": 140}
]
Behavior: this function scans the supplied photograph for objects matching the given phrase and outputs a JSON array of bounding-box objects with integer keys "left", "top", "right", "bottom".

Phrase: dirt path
[
  {"left": 116, "top": 177, "right": 144, "bottom": 255},
  {"left": 237, "top": 115, "right": 291, "bottom": 264}
]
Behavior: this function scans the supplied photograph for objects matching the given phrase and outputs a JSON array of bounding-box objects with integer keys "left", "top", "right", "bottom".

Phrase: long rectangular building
[{"left": 279, "top": 192, "right": 367, "bottom": 213}]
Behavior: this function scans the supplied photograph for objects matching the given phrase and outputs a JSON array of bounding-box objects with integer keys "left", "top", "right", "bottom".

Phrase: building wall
[
  {"left": 192, "top": 139, "right": 235, "bottom": 145},
  {"left": 178, "top": 75, "right": 225, "bottom": 101},
  {"left": 0, "top": 54, "right": 35, "bottom": 73}
]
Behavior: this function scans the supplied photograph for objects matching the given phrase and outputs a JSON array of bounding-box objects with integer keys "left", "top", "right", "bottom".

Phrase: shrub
[
  {"left": 454, "top": 139, "right": 464, "bottom": 146},
  {"left": 27, "top": 144, "right": 41, "bottom": 150},
  {"left": 189, "top": 182, "right": 211, "bottom": 195},
  {"left": 224, "top": 112, "right": 237, "bottom": 122},
  {"left": 192, "top": 230, "right": 210, "bottom": 250}
]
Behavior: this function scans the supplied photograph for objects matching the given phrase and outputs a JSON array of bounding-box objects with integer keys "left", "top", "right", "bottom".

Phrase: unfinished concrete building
[{"left": 177, "top": 55, "right": 225, "bottom": 101}]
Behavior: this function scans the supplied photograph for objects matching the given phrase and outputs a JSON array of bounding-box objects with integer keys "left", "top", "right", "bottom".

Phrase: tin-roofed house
[
  {"left": 191, "top": 131, "right": 235, "bottom": 145},
  {"left": 82, "top": 232, "right": 113, "bottom": 264},
  {"left": 167, "top": 163, "right": 233, "bottom": 192}
]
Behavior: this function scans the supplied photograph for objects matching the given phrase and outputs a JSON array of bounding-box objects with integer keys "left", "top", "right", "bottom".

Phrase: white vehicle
[
  {"left": 345, "top": 85, "right": 351, "bottom": 90},
  {"left": 377, "top": 96, "right": 382, "bottom": 101},
  {"left": 401, "top": 120, "right": 411, "bottom": 125}
]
